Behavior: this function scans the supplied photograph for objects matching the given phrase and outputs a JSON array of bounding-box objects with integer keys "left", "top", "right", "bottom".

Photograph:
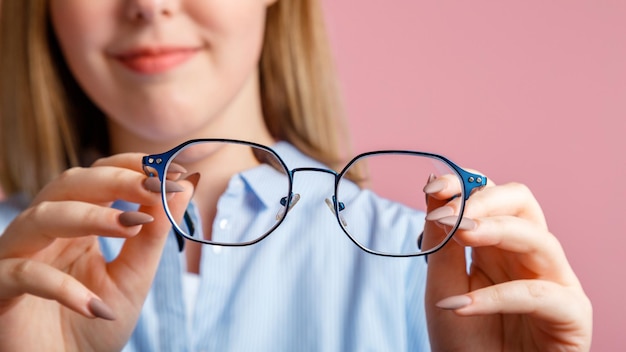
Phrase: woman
[{"left": 0, "top": 0, "right": 592, "bottom": 351}]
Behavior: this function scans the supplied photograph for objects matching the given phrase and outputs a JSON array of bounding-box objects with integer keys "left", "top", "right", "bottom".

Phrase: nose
[{"left": 126, "top": 0, "right": 179, "bottom": 21}]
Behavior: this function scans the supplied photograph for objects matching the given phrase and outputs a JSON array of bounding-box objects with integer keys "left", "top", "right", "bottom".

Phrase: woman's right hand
[{"left": 0, "top": 153, "right": 195, "bottom": 351}]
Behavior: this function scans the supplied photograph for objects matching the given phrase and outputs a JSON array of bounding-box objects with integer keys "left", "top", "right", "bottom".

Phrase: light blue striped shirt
[{"left": 0, "top": 142, "right": 430, "bottom": 351}]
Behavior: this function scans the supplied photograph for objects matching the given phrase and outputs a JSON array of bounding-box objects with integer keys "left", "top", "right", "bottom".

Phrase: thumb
[{"left": 106, "top": 173, "right": 198, "bottom": 304}]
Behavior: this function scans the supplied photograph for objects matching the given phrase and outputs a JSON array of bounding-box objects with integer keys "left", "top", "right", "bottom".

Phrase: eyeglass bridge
[{"left": 277, "top": 166, "right": 348, "bottom": 225}]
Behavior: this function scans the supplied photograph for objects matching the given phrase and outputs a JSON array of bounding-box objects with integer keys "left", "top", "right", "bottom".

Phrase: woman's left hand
[{"left": 422, "top": 174, "right": 592, "bottom": 351}]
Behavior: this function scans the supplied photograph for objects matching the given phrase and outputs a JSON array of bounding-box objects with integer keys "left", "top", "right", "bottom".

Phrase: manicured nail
[
  {"left": 88, "top": 298, "right": 116, "bottom": 320},
  {"left": 143, "top": 177, "right": 160, "bottom": 192},
  {"left": 425, "top": 206, "right": 455, "bottom": 221},
  {"left": 183, "top": 172, "right": 201, "bottom": 189},
  {"left": 425, "top": 174, "right": 437, "bottom": 205},
  {"left": 437, "top": 216, "right": 477, "bottom": 231},
  {"left": 167, "top": 162, "right": 187, "bottom": 174},
  {"left": 143, "top": 178, "right": 185, "bottom": 193},
  {"left": 119, "top": 211, "right": 154, "bottom": 227},
  {"left": 423, "top": 179, "right": 446, "bottom": 194},
  {"left": 436, "top": 295, "right": 472, "bottom": 310}
]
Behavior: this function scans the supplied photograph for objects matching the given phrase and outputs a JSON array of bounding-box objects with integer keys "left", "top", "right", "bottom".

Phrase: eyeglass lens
[
  {"left": 337, "top": 153, "right": 462, "bottom": 256},
  {"left": 164, "top": 141, "right": 291, "bottom": 245}
]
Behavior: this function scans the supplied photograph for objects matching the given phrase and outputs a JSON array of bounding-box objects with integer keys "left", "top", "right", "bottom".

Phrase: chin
[{"left": 110, "top": 111, "right": 203, "bottom": 145}]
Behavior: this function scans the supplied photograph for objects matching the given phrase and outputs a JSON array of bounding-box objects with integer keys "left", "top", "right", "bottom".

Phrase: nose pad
[
  {"left": 276, "top": 193, "right": 301, "bottom": 220},
  {"left": 324, "top": 197, "right": 347, "bottom": 227}
]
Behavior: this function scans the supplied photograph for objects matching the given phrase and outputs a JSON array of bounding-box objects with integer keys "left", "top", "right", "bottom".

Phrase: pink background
[
  {"left": 0, "top": 1, "right": 622, "bottom": 349},
  {"left": 323, "top": 0, "right": 625, "bottom": 349}
]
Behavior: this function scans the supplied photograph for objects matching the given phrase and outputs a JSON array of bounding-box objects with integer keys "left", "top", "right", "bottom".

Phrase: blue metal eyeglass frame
[{"left": 142, "top": 139, "right": 487, "bottom": 257}]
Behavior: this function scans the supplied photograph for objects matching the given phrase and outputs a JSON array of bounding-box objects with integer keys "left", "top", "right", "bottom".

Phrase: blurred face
[{"left": 49, "top": 0, "right": 276, "bottom": 151}]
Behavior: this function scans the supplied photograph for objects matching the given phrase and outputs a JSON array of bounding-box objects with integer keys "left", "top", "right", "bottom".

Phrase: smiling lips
[{"left": 115, "top": 47, "right": 200, "bottom": 74}]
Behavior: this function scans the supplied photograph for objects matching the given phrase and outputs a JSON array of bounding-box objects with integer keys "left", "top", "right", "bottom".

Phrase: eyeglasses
[{"left": 142, "top": 139, "right": 486, "bottom": 257}]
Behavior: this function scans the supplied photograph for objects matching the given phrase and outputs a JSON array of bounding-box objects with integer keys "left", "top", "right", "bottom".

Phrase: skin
[
  {"left": 0, "top": 0, "right": 592, "bottom": 350},
  {"left": 0, "top": 154, "right": 195, "bottom": 350},
  {"left": 48, "top": 0, "right": 276, "bottom": 153},
  {"left": 424, "top": 175, "right": 592, "bottom": 350}
]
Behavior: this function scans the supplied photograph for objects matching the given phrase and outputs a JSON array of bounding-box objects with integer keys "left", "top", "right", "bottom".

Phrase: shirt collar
[{"left": 236, "top": 141, "right": 325, "bottom": 209}]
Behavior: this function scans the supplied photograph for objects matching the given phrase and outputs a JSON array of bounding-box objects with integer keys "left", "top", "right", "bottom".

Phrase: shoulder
[{"left": 0, "top": 193, "right": 30, "bottom": 233}]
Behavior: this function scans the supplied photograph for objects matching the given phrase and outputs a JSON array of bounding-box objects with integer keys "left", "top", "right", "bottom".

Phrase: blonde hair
[{"left": 0, "top": 0, "right": 357, "bottom": 198}]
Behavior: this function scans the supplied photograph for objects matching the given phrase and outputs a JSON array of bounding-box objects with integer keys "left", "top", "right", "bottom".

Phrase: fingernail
[
  {"left": 437, "top": 216, "right": 477, "bottom": 231},
  {"left": 119, "top": 211, "right": 154, "bottom": 227},
  {"left": 167, "top": 172, "right": 200, "bottom": 198},
  {"left": 143, "top": 178, "right": 185, "bottom": 193},
  {"left": 423, "top": 179, "right": 446, "bottom": 194},
  {"left": 425, "top": 206, "right": 455, "bottom": 221},
  {"left": 425, "top": 174, "right": 437, "bottom": 205},
  {"left": 143, "top": 177, "right": 161, "bottom": 193},
  {"left": 167, "top": 163, "right": 187, "bottom": 174},
  {"left": 436, "top": 295, "right": 472, "bottom": 310},
  {"left": 88, "top": 298, "right": 116, "bottom": 320},
  {"left": 183, "top": 172, "right": 201, "bottom": 189}
]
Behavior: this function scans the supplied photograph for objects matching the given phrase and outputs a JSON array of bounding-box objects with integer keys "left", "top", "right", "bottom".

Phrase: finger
[
  {"left": 435, "top": 280, "right": 593, "bottom": 351},
  {"left": 466, "top": 182, "right": 546, "bottom": 227},
  {"left": 427, "top": 182, "right": 547, "bottom": 229},
  {"left": 424, "top": 219, "right": 469, "bottom": 312},
  {"left": 35, "top": 166, "right": 160, "bottom": 205},
  {"left": 0, "top": 201, "right": 153, "bottom": 258},
  {"left": 449, "top": 215, "right": 579, "bottom": 284},
  {"left": 91, "top": 152, "right": 145, "bottom": 169},
  {"left": 445, "top": 215, "right": 552, "bottom": 253},
  {"left": 422, "top": 173, "right": 481, "bottom": 282},
  {"left": 106, "top": 173, "right": 198, "bottom": 304},
  {"left": 424, "top": 169, "right": 495, "bottom": 203},
  {"left": 34, "top": 166, "right": 182, "bottom": 207},
  {"left": 92, "top": 152, "right": 187, "bottom": 180},
  {"left": 0, "top": 258, "right": 115, "bottom": 320},
  {"left": 437, "top": 280, "right": 591, "bottom": 325}
]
